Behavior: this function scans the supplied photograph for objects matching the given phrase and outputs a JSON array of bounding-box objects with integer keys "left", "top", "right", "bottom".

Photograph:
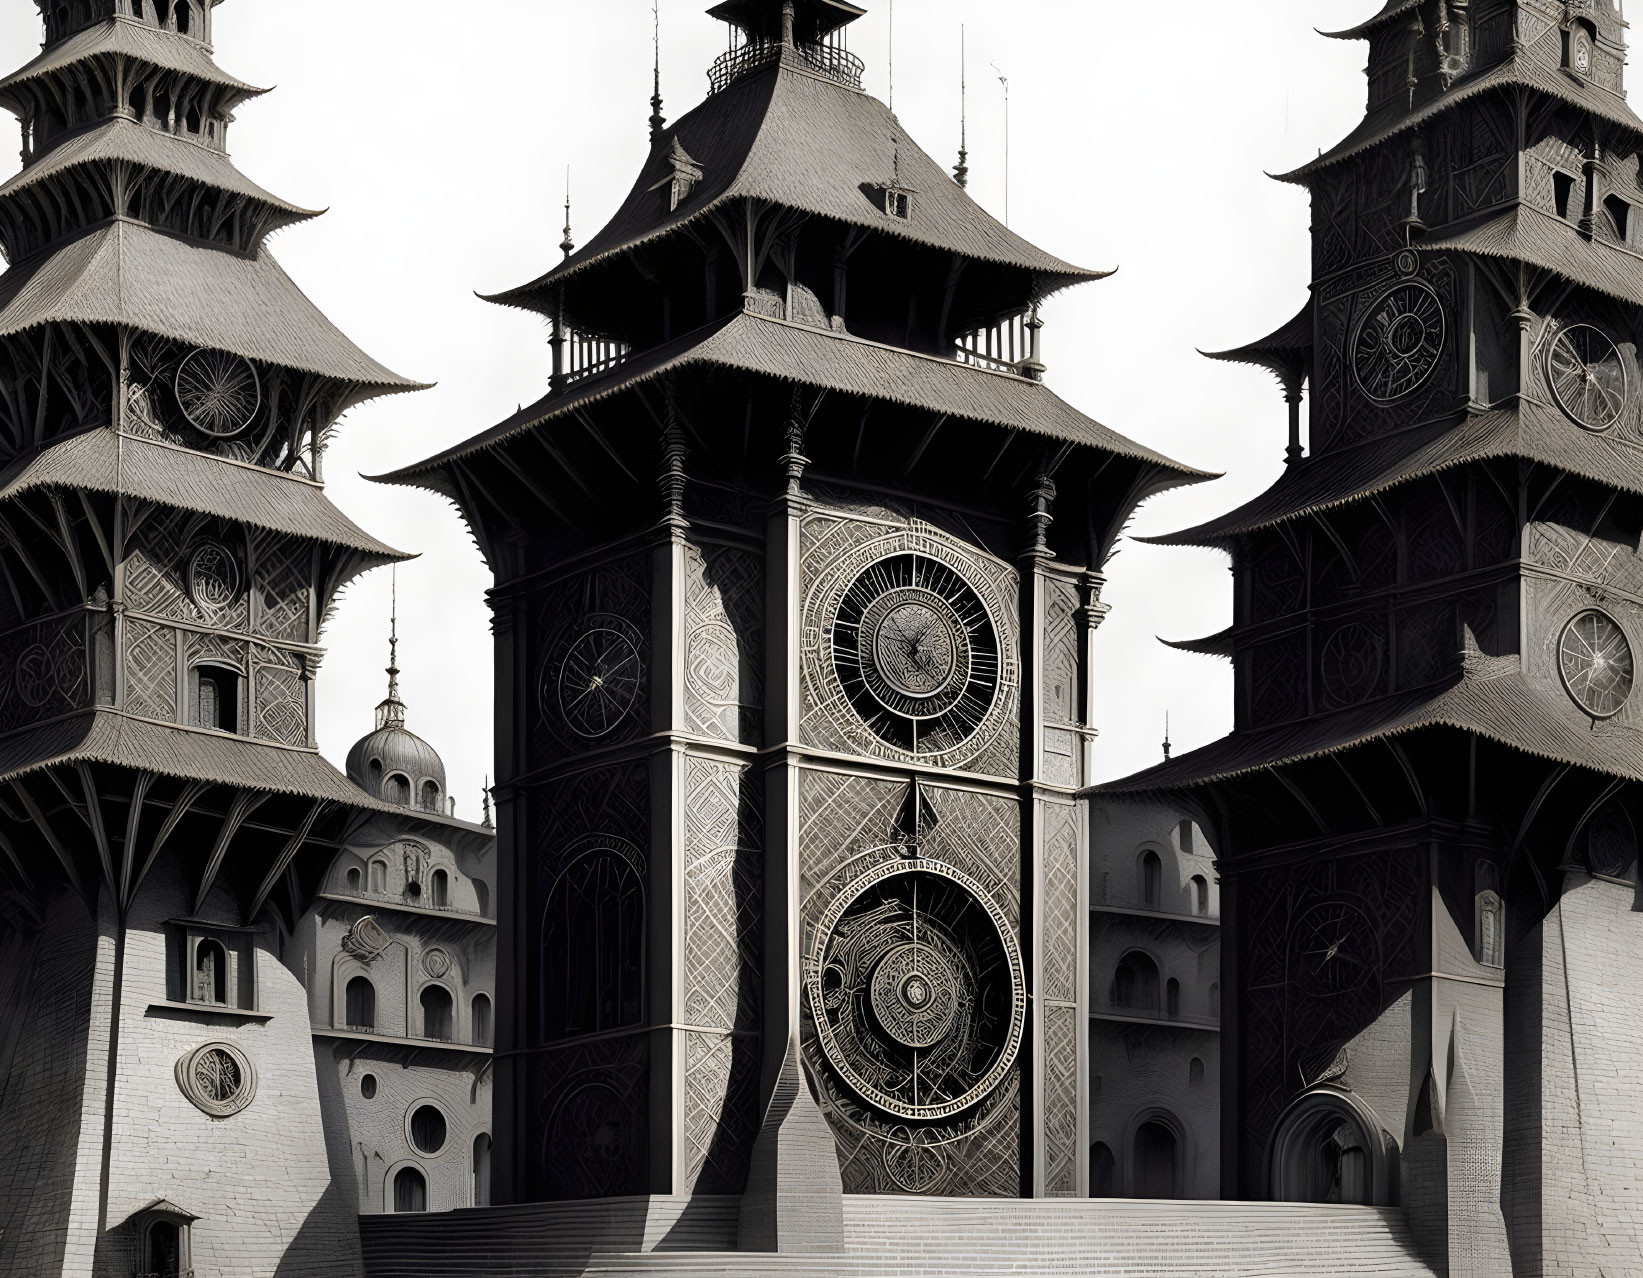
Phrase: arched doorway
[
  {"left": 1133, "top": 1120, "right": 1179, "bottom": 1198},
  {"left": 1090, "top": 1141, "right": 1116, "bottom": 1197},
  {"left": 1269, "top": 1089, "right": 1388, "bottom": 1205}
]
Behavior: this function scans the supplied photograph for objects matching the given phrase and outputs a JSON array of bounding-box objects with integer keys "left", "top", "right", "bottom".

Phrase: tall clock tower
[
  {"left": 387, "top": 0, "right": 1199, "bottom": 1230},
  {"left": 1109, "top": 1, "right": 1643, "bottom": 1274}
]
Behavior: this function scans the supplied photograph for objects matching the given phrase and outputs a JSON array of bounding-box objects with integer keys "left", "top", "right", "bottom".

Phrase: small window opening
[
  {"left": 431, "top": 868, "right": 449, "bottom": 910},
  {"left": 360, "top": 1072, "right": 377, "bottom": 1099},
  {"left": 1111, "top": 950, "right": 1161, "bottom": 1012},
  {"left": 474, "top": 880, "right": 490, "bottom": 916},
  {"left": 473, "top": 1133, "right": 493, "bottom": 1207},
  {"left": 410, "top": 1104, "right": 448, "bottom": 1155},
  {"left": 346, "top": 866, "right": 361, "bottom": 891},
  {"left": 345, "top": 976, "right": 376, "bottom": 1031},
  {"left": 175, "top": 0, "right": 190, "bottom": 33},
  {"left": 185, "top": 105, "right": 201, "bottom": 134},
  {"left": 1166, "top": 978, "right": 1181, "bottom": 1019},
  {"left": 1178, "top": 819, "right": 1194, "bottom": 854},
  {"left": 1090, "top": 1142, "right": 1116, "bottom": 1197},
  {"left": 1189, "top": 1057, "right": 1206, "bottom": 1087},
  {"left": 1554, "top": 171, "right": 1577, "bottom": 220},
  {"left": 193, "top": 938, "right": 227, "bottom": 1005},
  {"left": 472, "top": 993, "right": 492, "bottom": 1046},
  {"left": 369, "top": 860, "right": 387, "bottom": 893},
  {"left": 145, "top": 1220, "right": 182, "bottom": 1277},
  {"left": 384, "top": 772, "right": 411, "bottom": 805},
  {"left": 420, "top": 985, "right": 453, "bottom": 1041},
  {"left": 132, "top": 0, "right": 144, "bottom": 18},
  {"left": 1140, "top": 850, "right": 1163, "bottom": 909},
  {"left": 1191, "top": 875, "right": 1209, "bottom": 917},
  {"left": 154, "top": 89, "right": 171, "bottom": 128},
  {"left": 130, "top": 85, "right": 147, "bottom": 121},
  {"left": 1606, "top": 194, "right": 1630, "bottom": 241},
  {"left": 885, "top": 189, "right": 911, "bottom": 219},
  {"left": 193, "top": 667, "right": 238, "bottom": 733},
  {"left": 393, "top": 1166, "right": 427, "bottom": 1213},
  {"left": 156, "top": 0, "right": 171, "bottom": 25},
  {"left": 420, "top": 780, "right": 441, "bottom": 812}
]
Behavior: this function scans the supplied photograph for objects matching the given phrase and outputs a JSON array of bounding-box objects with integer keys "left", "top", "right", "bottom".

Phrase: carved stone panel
[
  {"left": 1041, "top": 575, "right": 1083, "bottom": 789},
  {"left": 683, "top": 756, "right": 762, "bottom": 1033},
  {"left": 528, "top": 1032, "right": 649, "bottom": 1202},
  {"left": 0, "top": 611, "right": 87, "bottom": 732},
  {"left": 683, "top": 541, "right": 763, "bottom": 744},
  {"left": 253, "top": 647, "right": 307, "bottom": 746},
  {"left": 682, "top": 1030, "right": 761, "bottom": 1195}
]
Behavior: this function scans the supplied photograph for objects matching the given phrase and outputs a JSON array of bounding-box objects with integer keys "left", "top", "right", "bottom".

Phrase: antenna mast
[
  {"left": 650, "top": 0, "right": 667, "bottom": 142},
  {"left": 560, "top": 168, "right": 574, "bottom": 259},
  {"left": 954, "top": 26, "right": 969, "bottom": 188}
]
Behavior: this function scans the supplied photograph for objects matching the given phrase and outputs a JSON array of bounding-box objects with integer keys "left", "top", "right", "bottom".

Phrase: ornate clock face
[
  {"left": 1547, "top": 324, "right": 1628, "bottom": 430},
  {"left": 1352, "top": 281, "right": 1446, "bottom": 403},
  {"left": 807, "top": 858, "right": 1025, "bottom": 1122},
  {"left": 1293, "top": 902, "right": 1374, "bottom": 999},
  {"left": 1559, "top": 609, "right": 1634, "bottom": 719},
  {"left": 831, "top": 554, "right": 1000, "bottom": 753},
  {"left": 176, "top": 348, "right": 261, "bottom": 438},
  {"left": 552, "top": 614, "right": 644, "bottom": 738}
]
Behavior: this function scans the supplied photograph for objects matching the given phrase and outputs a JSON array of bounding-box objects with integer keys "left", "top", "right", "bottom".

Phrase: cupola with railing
[
  {"left": 40, "top": 0, "right": 213, "bottom": 49},
  {"left": 707, "top": 0, "right": 866, "bottom": 94}
]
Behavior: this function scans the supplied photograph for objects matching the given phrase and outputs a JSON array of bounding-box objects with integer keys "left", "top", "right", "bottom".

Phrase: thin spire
[
  {"left": 482, "top": 777, "right": 494, "bottom": 830},
  {"left": 993, "top": 61, "right": 1010, "bottom": 225},
  {"left": 376, "top": 571, "right": 407, "bottom": 731},
  {"left": 954, "top": 26, "right": 969, "bottom": 189},
  {"left": 1162, "top": 711, "right": 1172, "bottom": 762},
  {"left": 887, "top": 0, "right": 894, "bottom": 113},
  {"left": 649, "top": 0, "right": 666, "bottom": 143},
  {"left": 560, "top": 168, "right": 574, "bottom": 259}
]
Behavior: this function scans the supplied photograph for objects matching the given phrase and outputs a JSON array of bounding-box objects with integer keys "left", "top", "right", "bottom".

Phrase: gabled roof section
[
  {"left": 0, "top": 117, "right": 319, "bottom": 225},
  {"left": 1278, "top": 52, "right": 1643, "bottom": 183},
  {"left": 0, "top": 219, "right": 422, "bottom": 389},
  {"left": 489, "top": 63, "right": 1104, "bottom": 314},
  {"left": 1318, "top": 0, "right": 1424, "bottom": 41},
  {"left": 0, "top": 428, "right": 408, "bottom": 560},
  {"left": 1099, "top": 653, "right": 1643, "bottom": 792},
  {"left": 1423, "top": 204, "right": 1643, "bottom": 310},
  {"left": 1146, "top": 399, "right": 1639, "bottom": 548},
  {"left": 0, "top": 17, "right": 265, "bottom": 109},
  {"left": 1203, "top": 300, "right": 1312, "bottom": 385},
  {"left": 381, "top": 311, "right": 1208, "bottom": 485}
]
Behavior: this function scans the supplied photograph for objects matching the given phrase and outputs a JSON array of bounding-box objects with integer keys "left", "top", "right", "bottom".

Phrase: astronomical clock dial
[
  {"left": 1351, "top": 281, "right": 1446, "bottom": 403},
  {"left": 175, "top": 348, "right": 261, "bottom": 438},
  {"left": 1293, "top": 902, "right": 1373, "bottom": 999},
  {"left": 550, "top": 614, "right": 644, "bottom": 738},
  {"left": 1559, "top": 609, "right": 1634, "bottom": 719},
  {"left": 830, "top": 553, "right": 1001, "bottom": 753},
  {"left": 807, "top": 858, "right": 1025, "bottom": 1123},
  {"left": 1547, "top": 324, "right": 1628, "bottom": 431}
]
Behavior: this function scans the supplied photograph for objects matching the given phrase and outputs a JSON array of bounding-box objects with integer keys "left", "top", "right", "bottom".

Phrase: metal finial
[
  {"left": 649, "top": 1, "right": 667, "bottom": 143},
  {"left": 376, "top": 570, "right": 407, "bottom": 731},
  {"left": 482, "top": 777, "right": 494, "bottom": 829},
  {"left": 1163, "top": 711, "right": 1172, "bottom": 762},
  {"left": 560, "top": 168, "right": 575, "bottom": 259},
  {"left": 954, "top": 26, "right": 969, "bottom": 189}
]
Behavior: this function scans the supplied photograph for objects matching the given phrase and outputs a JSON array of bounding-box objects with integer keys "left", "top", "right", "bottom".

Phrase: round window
[
  {"left": 409, "top": 1104, "right": 447, "bottom": 1155},
  {"left": 1559, "top": 609, "right": 1635, "bottom": 719},
  {"left": 175, "top": 1041, "right": 257, "bottom": 1118},
  {"left": 360, "top": 1073, "right": 378, "bottom": 1100}
]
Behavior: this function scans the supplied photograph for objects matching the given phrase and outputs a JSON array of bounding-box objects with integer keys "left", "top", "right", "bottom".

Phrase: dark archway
[{"left": 1133, "top": 1120, "right": 1179, "bottom": 1198}]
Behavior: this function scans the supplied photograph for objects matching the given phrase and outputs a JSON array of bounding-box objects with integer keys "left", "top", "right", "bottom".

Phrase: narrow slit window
[
  {"left": 1606, "top": 194, "right": 1630, "bottom": 241},
  {"left": 1554, "top": 171, "right": 1576, "bottom": 220}
]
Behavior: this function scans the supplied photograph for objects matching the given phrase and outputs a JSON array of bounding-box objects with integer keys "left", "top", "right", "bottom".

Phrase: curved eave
[
  {"left": 485, "top": 61, "right": 1105, "bottom": 317},
  {"left": 1317, "top": 0, "right": 1423, "bottom": 41},
  {"left": 0, "top": 219, "right": 425, "bottom": 392},
  {"left": 1162, "top": 628, "right": 1234, "bottom": 659},
  {"left": 1097, "top": 655, "right": 1643, "bottom": 795},
  {"left": 1277, "top": 58, "right": 1643, "bottom": 184},
  {"left": 0, "top": 428, "right": 410, "bottom": 561},
  {"left": 1422, "top": 204, "right": 1643, "bottom": 310},
  {"left": 0, "top": 117, "right": 320, "bottom": 226},
  {"left": 1202, "top": 300, "right": 1313, "bottom": 383},
  {"left": 376, "top": 311, "right": 1210, "bottom": 489},
  {"left": 0, "top": 18, "right": 266, "bottom": 111},
  {"left": 1143, "top": 399, "right": 1637, "bottom": 549}
]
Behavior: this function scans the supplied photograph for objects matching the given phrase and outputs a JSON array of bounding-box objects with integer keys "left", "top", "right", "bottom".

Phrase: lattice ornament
[
  {"left": 254, "top": 652, "right": 307, "bottom": 746},
  {"left": 683, "top": 1030, "right": 761, "bottom": 1194},
  {"left": 0, "top": 612, "right": 88, "bottom": 732},
  {"left": 252, "top": 533, "right": 312, "bottom": 643},
  {"left": 1247, "top": 635, "right": 1308, "bottom": 726},
  {"left": 683, "top": 542, "right": 764, "bottom": 744},
  {"left": 124, "top": 618, "right": 179, "bottom": 722},
  {"left": 1041, "top": 1004, "right": 1081, "bottom": 1197},
  {"left": 683, "top": 756, "right": 763, "bottom": 1032},
  {"left": 1039, "top": 800, "right": 1081, "bottom": 1003}
]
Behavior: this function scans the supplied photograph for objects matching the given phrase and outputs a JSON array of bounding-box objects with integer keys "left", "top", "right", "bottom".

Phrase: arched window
[
  {"left": 1209, "top": 982, "right": 1221, "bottom": 1018},
  {"left": 393, "top": 1166, "right": 427, "bottom": 1213},
  {"left": 473, "top": 1133, "right": 493, "bottom": 1207},
  {"left": 346, "top": 866, "right": 362, "bottom": 891},
  {"left": 1089, "top": 1142, "right": 1116, "bottom": 1197},
  {"left": 1140, "top": 850, "right": 1162, "bottom": 909},
  {"left": 1189, "top": 1057, "right": 1206, "bottom": 1087},
  {"left": 174, "top": 0, "right": 190, "bottom": 33},
  {"left": 1111, "top": 951, "right": 1161, "bottom": 1013},
  {"left": 421, "top": 780, "right": 442, "bottom": 812},
  {"left": 384, "top": 773, "right": 411, "bottom": 806},
  {"left": 1270, "top": 1093, "right": 1383, "bottom": 1205},
  {"left": 345, "top": 976, "right": 376, "bottom": 1031},
  {"left": 360, "top": 1073, "right": 377, "bottom": 1099},
  {"left": 420, "top": 985, "right": 453, "bottom": 1041},
  {"left": 193, "top": 938, "right": 227, "bottom": 1004},
  {"left": 1190, "top": 875, "right": 1209, "bottom": 916},
  {"left": 543, "top": 844, "right": 645, "bottom": 1040},
  {"left": 130, "top": 85, "right": 147, "bottom": 120},
  {"left": 1166, "top": 978, "right": 1181, "bottom": 1019},
  {"left": 133, "top": 0, "right": 144, "bottom": 18},
  {"left": 474, "top": 880, "right": 490, "bottom": 916},
  {"left": 471, "top": 993, "right": 492, "bottom": 1046},
  {"left": 156, "top": 0, "right": 171, "bottom": 25},
  {"left": 1178, "top": 819, "right": 1194, "bottom": 853},
  {"left": 431, "top": 869, "right": 449, "bottom": 910},
  {"left": 145, "top": 1220, "right": 182, "bottom": 1276},
  {"left": 1133, "top": 1120, "right": 1179, "bottom": 1198},
  {"left": 409, "top": 1105, "right": 447, "bottom": 1155},
  {"left": 1475, "top": 859, "right": 1504, "bottom": 968},
  {"left": 192, "top": 666, "right": 239, "bottom": 732},
  {"left": 153, "top": 89, "right": 171, "bottom": 129},
  {"left": 369, "top": 860, "right": 387, "bottom": 893}
]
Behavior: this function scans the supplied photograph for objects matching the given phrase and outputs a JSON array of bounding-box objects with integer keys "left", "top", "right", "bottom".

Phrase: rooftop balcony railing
[{"left": 708, "top": 37, "right": 865, "bottom": 94}]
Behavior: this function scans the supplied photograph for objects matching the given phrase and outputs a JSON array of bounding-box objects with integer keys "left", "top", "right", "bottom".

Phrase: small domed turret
[{"left": 346, "top": 596, "right": 447, "bottom": 814}]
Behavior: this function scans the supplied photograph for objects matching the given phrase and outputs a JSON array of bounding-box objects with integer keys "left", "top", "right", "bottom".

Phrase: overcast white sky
[{"left": 0, "top": 1, "right": 1377, "bottom": 817}]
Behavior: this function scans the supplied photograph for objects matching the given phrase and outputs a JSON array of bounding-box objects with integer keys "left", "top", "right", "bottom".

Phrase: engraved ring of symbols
[{"left": 860, "top": 586, "right": 972, "bottom": 718}]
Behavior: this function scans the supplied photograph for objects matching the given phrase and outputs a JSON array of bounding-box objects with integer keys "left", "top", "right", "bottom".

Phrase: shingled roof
[
  {"left": 0, "top": 16, "right": 265, "bottom": 107},
  {"left": 382, "top": 311, "right": 1207, "bottom": 486},
  {"left": 1422, "top": 205, "right": 1643, "bottom": 310},
  {"left": 489, "top": 60, "right": 1103, "bottom": 316},
  {"left": 0, "top": 220, "right": 421, "bottom": 388}
]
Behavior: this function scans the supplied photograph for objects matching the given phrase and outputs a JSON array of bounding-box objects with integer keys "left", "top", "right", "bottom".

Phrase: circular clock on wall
[
  {"left": 551, "top": 614, "right": 644, "bottom": 738},
  {"left": 1559, "top": 609, "right": 1634, "bottom": 719},
  {"left": 176, "top": 348, "right": 261, "bottom": 438},
  {"left": 1293, "top": 901, "right": 1375, "bottom": 1000},
  {"left": 830, "top": 553, "right": 1001, "bottom": 753},
  {"left": 1352, "top": 281, "right": 1446, "bottom": 403},
  {"left": 1547, "top": 324, "right": 1628, "bottom": 431},
  {"left": 806, "top": 857, "right": 1025, "bottom": 1123}
]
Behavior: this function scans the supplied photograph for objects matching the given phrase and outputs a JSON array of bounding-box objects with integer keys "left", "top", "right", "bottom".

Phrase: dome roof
[{"left": 346, "top": 724, "right": 447, "bottom": 812}]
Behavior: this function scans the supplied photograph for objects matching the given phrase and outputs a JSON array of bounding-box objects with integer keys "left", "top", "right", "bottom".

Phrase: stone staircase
[{"left": 363, "top": 1195, "right": 1439, "bottom": 1278}]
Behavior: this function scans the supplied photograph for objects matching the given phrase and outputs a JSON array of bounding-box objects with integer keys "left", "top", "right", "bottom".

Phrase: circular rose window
[
  {"left": 1559, "top": 609, "right": 1634, "bottom": 719},
  {"left": 176, "top": 1042, "right": 257, "bottom": 1118}
]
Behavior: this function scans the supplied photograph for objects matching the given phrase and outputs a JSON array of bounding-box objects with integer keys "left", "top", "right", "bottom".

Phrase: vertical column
[
  {"left": 1019, "top": 474, "right": 1051, "bottom": 1197},
  {"left": 491, "top": 577, "right": 526, "bottom": 1205},
  {"left": 647, "top": 401, "right": 689, "bottom": 1193}
]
